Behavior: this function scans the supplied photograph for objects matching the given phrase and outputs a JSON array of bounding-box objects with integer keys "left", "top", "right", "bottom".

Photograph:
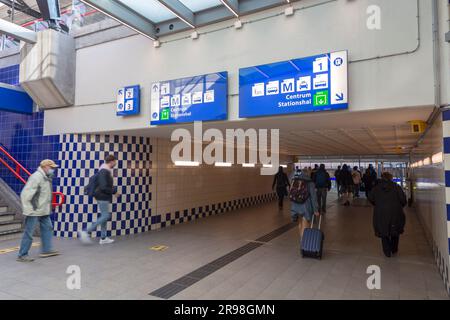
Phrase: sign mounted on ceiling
[
  {"left": 117, "top": 85, "right": 140, "bottom": 116},
  {"left": 150, "top": 72, "right": 228, "bottom": 125},
  {"left": 239, "top": 51, "right": 348, "bottom": 118}
]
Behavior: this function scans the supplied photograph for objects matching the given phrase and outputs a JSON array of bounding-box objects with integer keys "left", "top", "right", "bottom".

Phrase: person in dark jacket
[
  {"left": 340, "top": 164, "right": 354, "bottom": 206},
  {"left": 310, "top": 164, "right": 319, "bottom": 182},
  {"left": 272, "top": 166, "right": 290, "bottom": 209},
  {"left": 368, "top": 172, "right": 406, "bottom": 257},
  {"left": 362, "top": 168, "right": 375, "bottom": 198},
  {"left": 368, "top": 164, "right": 378, "bottom": 182},
  {"left": 79, "top": 154, "right": 118, "bottom": 245},
  {"left": 314, "top": 164, "right": 331, "bottom": 214},
  {"left": 334, "top": 166, "right": 342, "bottom": 198}
]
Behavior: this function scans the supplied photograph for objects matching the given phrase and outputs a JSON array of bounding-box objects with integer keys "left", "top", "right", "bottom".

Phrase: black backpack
[
  {"left": 84, "top": 172, "right": 99, "bottom": 197},
  {"left": 289, "top": 179, "right": 310, "bottom": 204}
]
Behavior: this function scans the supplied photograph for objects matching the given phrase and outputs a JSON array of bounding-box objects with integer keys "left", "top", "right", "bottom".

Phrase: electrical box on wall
[{"left": 409, "top": 120, "right": 427, "bottom": 134}]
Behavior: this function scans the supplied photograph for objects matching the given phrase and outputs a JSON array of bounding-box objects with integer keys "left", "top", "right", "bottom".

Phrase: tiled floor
[{"left": 0, "top": 194, "right": 448, "bottom": 300}]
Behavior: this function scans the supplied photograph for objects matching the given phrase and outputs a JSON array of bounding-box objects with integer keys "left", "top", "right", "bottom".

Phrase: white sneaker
[
  {"left": 99, "top": 237, "right": 114, "bottom": 245},
  {"left": 78, "top": 231, "right": 92, "bottom": 245}
]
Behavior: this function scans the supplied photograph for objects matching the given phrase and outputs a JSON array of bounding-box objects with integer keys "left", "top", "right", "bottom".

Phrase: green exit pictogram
[
  {"left": 161, "top": 108, "right": 170, "bottom": 120},
  {"left": 313, "top": 91, "right": 329, "bottom": 106}
]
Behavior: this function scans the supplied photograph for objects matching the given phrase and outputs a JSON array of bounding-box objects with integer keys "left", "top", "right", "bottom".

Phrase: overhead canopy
[{"left": 80, "top": 0, "right": 296, "bottom": 40}]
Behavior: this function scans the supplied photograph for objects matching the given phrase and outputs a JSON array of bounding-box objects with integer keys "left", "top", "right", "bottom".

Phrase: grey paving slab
[{"left": 0, "top": 193, "right": 447, "bottom": 300}]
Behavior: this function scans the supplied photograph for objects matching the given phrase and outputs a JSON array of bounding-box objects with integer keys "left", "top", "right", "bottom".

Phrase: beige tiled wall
[{"left": 152, "top": 138, "right": 293, "bottom": 219}]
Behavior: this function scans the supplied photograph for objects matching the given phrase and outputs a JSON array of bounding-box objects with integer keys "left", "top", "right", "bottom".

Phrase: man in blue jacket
[{"left": 79, "top": 154, "right": 118, "bottom": 245}]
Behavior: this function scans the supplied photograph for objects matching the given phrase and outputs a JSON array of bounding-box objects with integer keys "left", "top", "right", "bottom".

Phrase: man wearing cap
[{"left": 17, "top": 159, "right": 60, "bottom": 262}]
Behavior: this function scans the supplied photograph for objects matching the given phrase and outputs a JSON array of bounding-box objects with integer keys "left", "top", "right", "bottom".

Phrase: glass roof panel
[
  {"left": 179, "top": 0, "right": 222, "bottom": 13},
  {"left": 118, "top": 0, "right": 176, "bottom": 23}
]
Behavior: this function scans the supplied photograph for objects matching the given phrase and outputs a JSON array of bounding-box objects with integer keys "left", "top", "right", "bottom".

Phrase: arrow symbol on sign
[
  {"left": 336, "top": 93, "right": 344, "bottom": 101},
  {"left": 152, "top": 84, "right": 159, "bottom": 92}
]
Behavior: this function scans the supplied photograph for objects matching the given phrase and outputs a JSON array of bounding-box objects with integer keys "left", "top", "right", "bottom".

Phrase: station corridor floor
[{"left": 0, "top": 194, "right": 448, "bottom": 300}]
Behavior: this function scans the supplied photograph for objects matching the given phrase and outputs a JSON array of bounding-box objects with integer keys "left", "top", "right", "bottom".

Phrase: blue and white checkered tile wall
[
  {"left": 154, "top": 193, "right": 276, "bottom": 230},
  {"left": 441, "top": 109, "right": 450, "bottom": 294},
  {"left": 54, "top": 134, "right": 153, "bottom": 238}
]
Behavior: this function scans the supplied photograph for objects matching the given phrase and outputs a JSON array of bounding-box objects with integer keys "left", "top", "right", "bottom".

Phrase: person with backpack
[
  {"left": 314, "top": 164, "right": 331, "bottom": 214},
  {"left": 272, "top": 166, "right": 290, "bottom": 210},
  {"left": 352, "top": 166, "right": 362, "bottom": 198},
  {"left": 340, "top": 164, "right": 354, "bottom": 206},
  {"left": 368, "top": 172, "right": 407, "bottom": 257},
  {"left": 79, "top": 154, "right": 118, "bottom": 245},
  {"left": 334, "top": 166, "right": 342, "bottom": 198},
  {"left": 17, "top": 159, "right": 60, "bottom": 262},
  {"left": 289, "top": 169, "right": 319, "bottom": 238}
]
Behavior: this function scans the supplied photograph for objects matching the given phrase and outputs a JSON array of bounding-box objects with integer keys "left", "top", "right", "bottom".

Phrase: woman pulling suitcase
[{"left": 289, "top": 169, "right": 323, "bottom": 259}]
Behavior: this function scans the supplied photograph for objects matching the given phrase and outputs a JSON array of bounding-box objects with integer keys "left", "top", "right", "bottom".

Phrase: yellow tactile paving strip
[{"left": 0, "top": 242, "right": 40, "bottom": 255}]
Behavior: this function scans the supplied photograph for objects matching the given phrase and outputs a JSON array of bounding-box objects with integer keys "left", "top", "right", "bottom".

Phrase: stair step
[
  {"left": 0, "top": 221, "right": 22, "bottom": 233},
  {"left": 0, "top": 229, "right": 23, "bottom": 242},
  {"left": 0, "top": 213, "right": 15, "bottom": 223},
  {"left": 0, "top": 206, "right": 7, "bottom": 214}
]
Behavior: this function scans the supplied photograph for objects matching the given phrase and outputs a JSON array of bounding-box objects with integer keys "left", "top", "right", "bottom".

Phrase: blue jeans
[
  {"left": 18, "top": 215, "right": 54, "bottom": 258},
  {"left": 86, "top": 200, "right": 111, "bottom": 239}
]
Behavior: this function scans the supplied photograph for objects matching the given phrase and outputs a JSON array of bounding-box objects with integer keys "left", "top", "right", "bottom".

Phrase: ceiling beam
[
  {"left": 337, "top": 128, "right": 376, "bottom": 154},
  {"left": 299, "top": 133, "right": 348, "bottom": 155},
  {"left": 0, "top": 0, "right": 41, "bottom": 19},
  {"left": 0, "top": 18, "right": 37, "bottom": 43},
  {"left": 155, "top": 0, "right": 301, "bottom": 37},
  {"left": 80, "top": 0, "right": 157, "bottom": 40},
  {"left": 364, "top": 127, "right": 389, "bottom": 154},
  {"left": 220, "top": 0, "right": 239, "bottom": 17},
  {"left": 312, "top": 130, "right": 363, "bottom": 155},
  {"left": 156, "top": 0, "right": 195, "bottom": 28}
]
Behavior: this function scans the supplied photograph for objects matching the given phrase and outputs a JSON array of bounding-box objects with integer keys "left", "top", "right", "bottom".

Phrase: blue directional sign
[
  {"left": 150, "top": 72, "right": 228, "bottom": 125},
  {"left": 0, "top": 83, "right": 33, "bottom": 114},
  {"left": 117, "top": 85, "right": 140, "bottom": 116},
  {"left": 239, "top": 51, "right": 348, "bottom": 118}
]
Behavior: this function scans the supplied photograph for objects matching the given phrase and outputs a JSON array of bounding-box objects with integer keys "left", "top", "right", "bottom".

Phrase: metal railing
[{"left": 0, "top": 144, "right": 65, "bottom": 208}]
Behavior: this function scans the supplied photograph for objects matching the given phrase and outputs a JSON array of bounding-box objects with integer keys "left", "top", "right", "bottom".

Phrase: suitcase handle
[{"left": 311, "top": 214, "right": 322, "bottom": 230}]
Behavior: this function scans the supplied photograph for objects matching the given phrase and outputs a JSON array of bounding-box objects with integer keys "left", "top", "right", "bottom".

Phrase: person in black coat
[
  {"left": 340, "top": 164, "right": 354, "bottom": 206},
  {"left": 368, "top": 172, "right": 407, "bottom": 257},
  {"left": 272, "top": 166, "right": 290, "bottom": 210},
  {"left": 362, "top": 168, "right": 375, "bottom": 198}
]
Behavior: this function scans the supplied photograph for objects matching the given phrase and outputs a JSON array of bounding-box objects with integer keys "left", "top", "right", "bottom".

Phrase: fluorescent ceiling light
[
  {"left": 215, "top": 162, "right": 232, "bottom": 167},
  {"left": 174, "top": 161, "right": 199, "bottom": 166},
  {"left": 263, "top": 164, "right": 273, "bottom": 168},
  {"left": 432, "top": 152, "right": 443, "bottom": 164},
  {"left": 242, "top": 163, "right": 255, "bottom": 167}
]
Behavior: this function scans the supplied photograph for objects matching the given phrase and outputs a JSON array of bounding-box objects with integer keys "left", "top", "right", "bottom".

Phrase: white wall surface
[{"left": 43, "top": 0, "right": 437, "bottom": 135}]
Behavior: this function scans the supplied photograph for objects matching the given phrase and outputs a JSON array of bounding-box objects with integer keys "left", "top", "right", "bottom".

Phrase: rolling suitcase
[{"left": 301, "top": 214, "right": 324, "bottom": 259}]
